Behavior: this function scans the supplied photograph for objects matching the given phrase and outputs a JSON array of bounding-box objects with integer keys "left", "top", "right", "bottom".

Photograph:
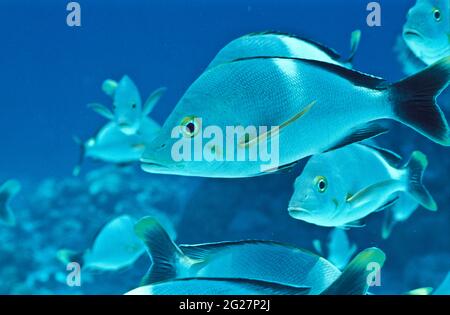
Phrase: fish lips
[
  {"left": 403, "top": 28, "right": 424, "bottom": 41},
  {"left": 287, "top": 206, "right": 312, "bottom": 219},
  {"left": 140, "top": 159, "right": 169, "bottom": 173}
]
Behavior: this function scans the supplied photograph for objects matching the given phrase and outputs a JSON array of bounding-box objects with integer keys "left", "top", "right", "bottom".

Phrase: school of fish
[{"left": 3, "top": 1, "right": 450, "bottom": 295}]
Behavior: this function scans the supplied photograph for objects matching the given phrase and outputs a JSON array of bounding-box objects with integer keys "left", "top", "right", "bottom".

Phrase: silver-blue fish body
[
  {"left": 142, "top": 57, "right": 396, "bottom": 178},
  {"left": 289, "top": 144, "right": 405, "bottom": 227},
  {"left": 126, "top": 278, "right": 309, "bottom": 295},
  {"left": 176, "top": 242, "right": 340, "bottom": 295}
]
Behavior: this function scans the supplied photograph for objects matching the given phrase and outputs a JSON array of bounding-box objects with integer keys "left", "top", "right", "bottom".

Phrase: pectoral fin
[
  {"left": 239, "top": 100, "right": 317, "bottom": 148},
  {"left": 345, "top": 180, "right": 399, "bottom": 209},
  {"left": 87, "top": 103, "right": 114, "bottom": 120},
  {"left": 143, "top": 87, "right": 167, "bottom": 117}
]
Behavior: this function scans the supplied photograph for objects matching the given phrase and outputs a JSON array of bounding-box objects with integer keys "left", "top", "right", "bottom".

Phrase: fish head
[
  {"left": 140, "top": 93, "right": 240, "bottom": 177},
  {"left": 288, "top": 156, "right": 345, "bottom": 227},
  {"left": 113, "top": 76, "right": 143, "bottom": 135},
  {"left": 403, "top": 0, "right": 450, "bottom": 64}
]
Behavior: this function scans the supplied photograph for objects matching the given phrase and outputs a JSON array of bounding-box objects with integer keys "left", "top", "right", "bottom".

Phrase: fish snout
[
  {"left": 287, "top": 203, "right": 312, "bottom": 217},
  {"left": 118, "top": 121, "right": 137, "bottom": 135}
]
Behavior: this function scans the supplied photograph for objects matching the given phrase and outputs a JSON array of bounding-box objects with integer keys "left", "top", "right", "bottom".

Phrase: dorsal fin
[
  {"left": 246, "top": 31, "right": 342, "bottom": 60},
  {"left": 358, "top": 143, "right": 403, "bottom": 167}
]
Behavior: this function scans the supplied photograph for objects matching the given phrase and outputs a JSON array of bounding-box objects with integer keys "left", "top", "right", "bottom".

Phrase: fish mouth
[
  {"left": 403, "top": 29, "right": 423, "bottom": 40},
  {"left": 140, "top": 159, "right": 167, "bottom": 169},
  {"left": 288, "top": 206, "right": 311, "bottom": 216}
]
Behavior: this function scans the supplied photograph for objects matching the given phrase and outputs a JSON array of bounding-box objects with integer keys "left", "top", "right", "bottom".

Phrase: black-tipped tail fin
[
  {"left": 321, "top": 247, "right": 386, "bottom": 295},
  {"left": 134, "top": 217, "right": 184, "bottom": 285},
  {"left": 403, "top": 151, "right": 437, "bottom": 211},
  {"left": 390, "top": 56, "right": 450, "bottom": 146}
]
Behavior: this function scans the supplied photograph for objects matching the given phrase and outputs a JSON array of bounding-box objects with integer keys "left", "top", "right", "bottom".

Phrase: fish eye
[
  {"left": 433, "top": 9, "right": 441, "bottom": 21},
  {"left": 314, "top": 176, "right": 327, "bottom": 193},
  {"left": 132, "top": 104, "right": 137, "bottom": 109},
  {"left": 180, "top": 116, "right": 201, "bottom": 138}
]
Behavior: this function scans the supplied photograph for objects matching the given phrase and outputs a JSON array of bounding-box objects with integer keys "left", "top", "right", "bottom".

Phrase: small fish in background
[
  {"left": 125, "top": 278, "right": 310, "bottom": 295},
  {"left": 141, "top": 48, "right": 450, "bottom": 177},
  {"left": 0, "top": 180, "right": 21, "bottom": 226},
  {"left": 57, "top": 215, "right": 146, "bottom": 271},
  {"left": 433, "top": 271, "right": 450, "bottom": 295},
  {"left": 288, "top": 143, "right": 437, "bottom": 228},
  {"left": 132, "top": 217, "right": 386, "bottom": 295},
  {"left": 312, "top": 228, "right": 357, "bottom": 270},
  {"left": 402, "top": 0, "right": 450, "bottom": 68},
  {"left": 89, "top": 75, "right": 166, "bottom": 136},
  {"left": 207, "top": 30, "right": 361, "bottom": 70},
  {"left": 72, "top": 122, "right": 152, "bottom": 176},
  {"left": 72, "top": 76, "right": 165, "bottom": 175}
]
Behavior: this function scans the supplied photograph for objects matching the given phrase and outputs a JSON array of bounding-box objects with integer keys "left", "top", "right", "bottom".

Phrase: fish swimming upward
[
  {"left": 0, "top": 180, "right": 21, "bottom": 226},
  {"left": 206, "top": 30, "right": 361, "bottom": 70},
  {"left": 141, "top": 53, "right": 450, "bottom": 178},
  {"left": 125, "top": 278, "right": 311, "bottom": 295},
  {"left": 312, "top": 228, "right": 357, "bottom": 270},
  {"left": 288, "top": 143, "right": 436, "bottom": 228},
  {"left": 57, "top": 215, "right": 145, "bottom": 271},
  {"left": 89, "top": 75, "right": 166, "bottom": 136},
  {"left": 403, "top": 0, "right": 450, "bottom": 67},
  {"left": 133, "top": 217, "right": 386, "bottom": 295}
]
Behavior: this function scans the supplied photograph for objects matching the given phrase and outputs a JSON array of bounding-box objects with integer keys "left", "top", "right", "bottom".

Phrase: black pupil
[
  {"left": 186, "top": 122, "right": 196, "bottom": 134},
  {"left": 132, "top": 104, "right": 136, "bottom": 108},
  {"left": 435, "top": 11, "right": 440, "bottom": 19},
  {"left": 319, "top": 180, "right": 325, "bottom": 190}
]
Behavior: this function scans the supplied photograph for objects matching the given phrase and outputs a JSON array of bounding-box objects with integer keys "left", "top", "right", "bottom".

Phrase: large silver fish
[
  {"left": 141, "top": 53, "right": 450, "bottom": 178},
  {"left": 288, "top": 143, "right": 436, "bottom": 228},
  {"left": 207, "top": 30, "right": 361, "bottom": 70},
  {"left": 133, "top": 217, "right": 386, "bottom": 295}
]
